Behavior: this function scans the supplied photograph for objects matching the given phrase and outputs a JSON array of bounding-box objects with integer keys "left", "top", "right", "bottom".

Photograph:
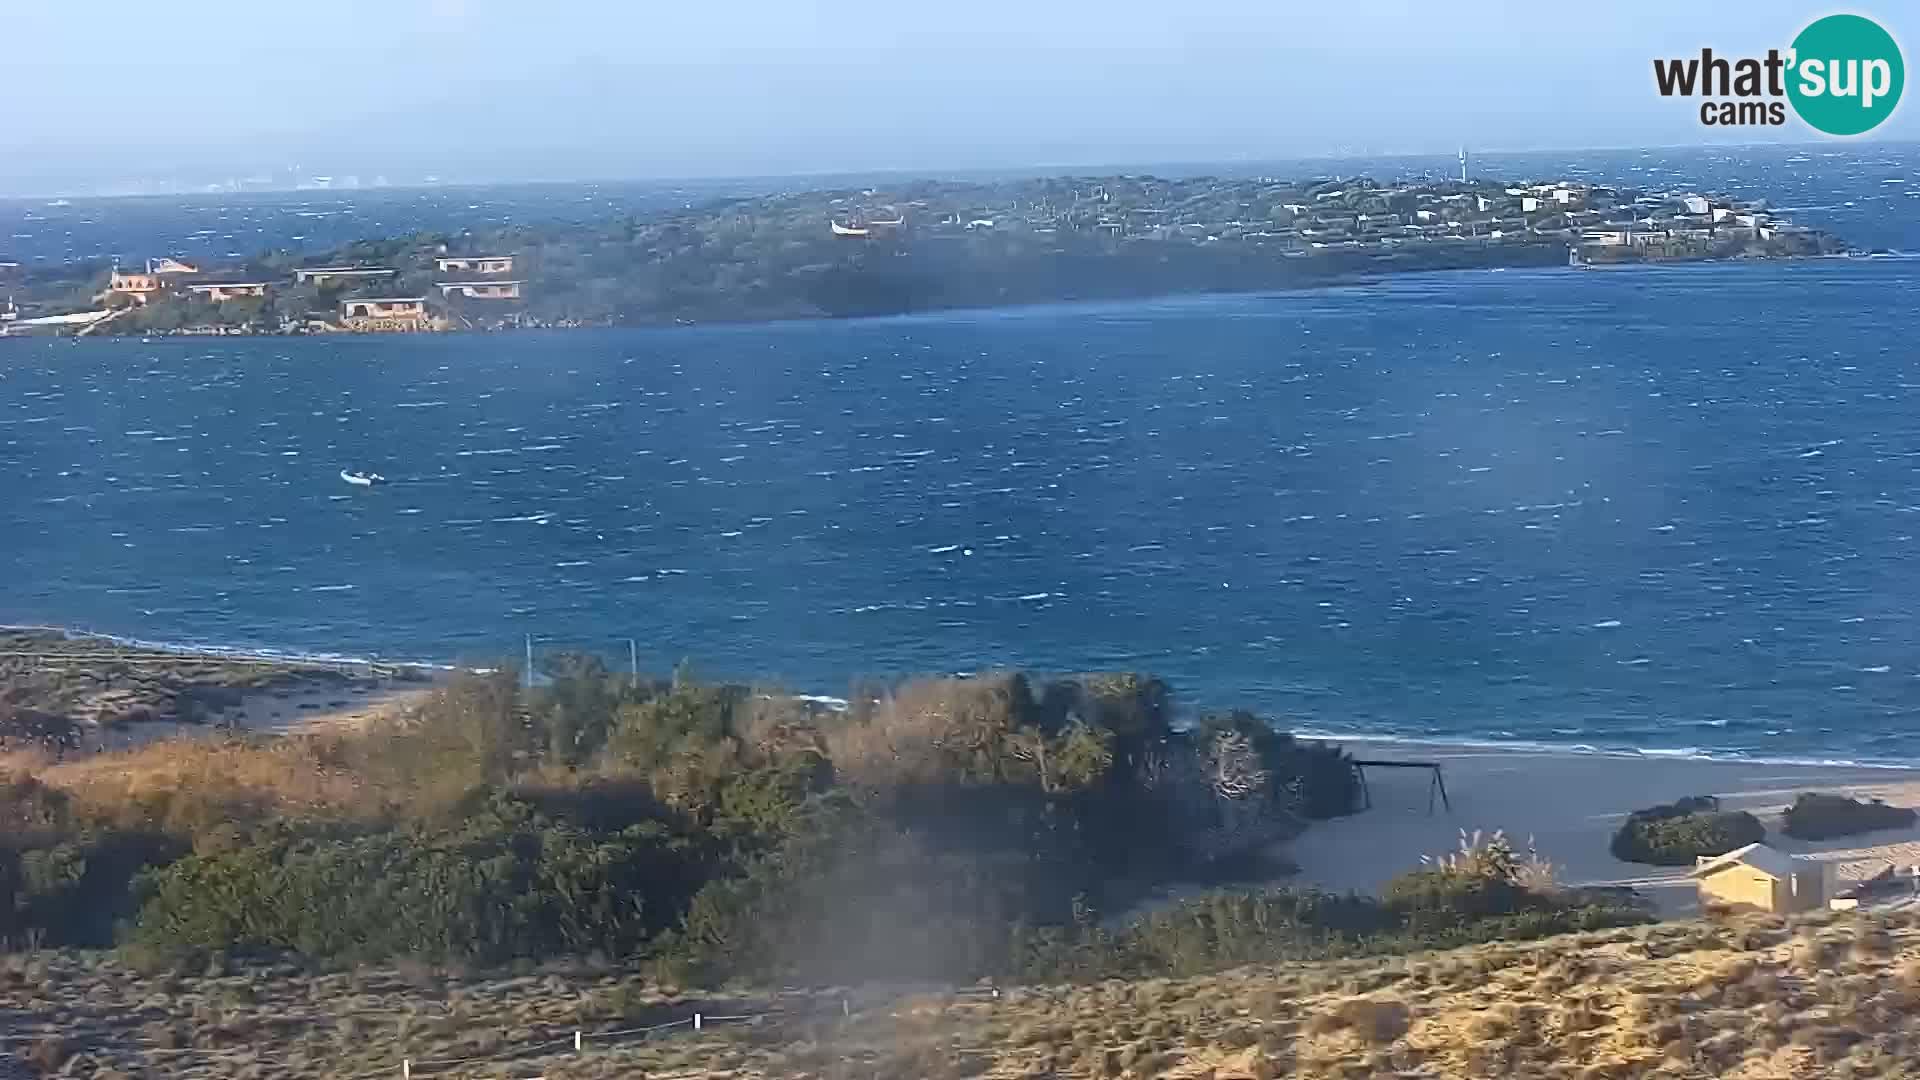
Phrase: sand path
[{"left": 79, "top": 680, "right": 434, "bottom": 752}]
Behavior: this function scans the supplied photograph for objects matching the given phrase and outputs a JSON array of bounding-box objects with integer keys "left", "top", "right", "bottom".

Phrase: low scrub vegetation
[
  {"left": 130, "top": 801, "right": 701, "bottom": 965},
  {"left": 1783, "top": 792, "right": 1918, "bottom": 841},
  {"left": 1610, "top": 794, "right": 1767, "bottom": 866},
  {"left": 664, "top": 828, "right": 1646, "bottom": 986},
  {"left": 0, "top": 656, "right": 1645, "bottom": 986},
  {"left": 5, "top": 660, "right": 1406, "bottom": 984},
  {"left": 14, "top": 909, "right": 1920, "bottom": 1078}
]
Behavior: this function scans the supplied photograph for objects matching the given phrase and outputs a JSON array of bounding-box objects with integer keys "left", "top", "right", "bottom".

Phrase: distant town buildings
[
  {"left": 434, "top": 255, "right": 515, "bottom": 275},
  {"left": 187, "top": 282, "right": 269, "bottom": 302},
  {"left": 437, "top": 281, "right": 523, "bottom": 300},
  {"left": 830, "top": 210, "right": 905, "bottom": 237},
  {"left": 108, "top": 270, "right": 165, "bottom": 302},
  {"left": 339, "top": 297, "right": 433, "bottom": 331},
  {"left": 340, "top": 297, "right": 426, "bottom": 319},
  {"left": 60, "top": 249, "right": 537, "bottom": 333},
  {"left": 294, "top": 267, "right": 398, "bottom": 286}
]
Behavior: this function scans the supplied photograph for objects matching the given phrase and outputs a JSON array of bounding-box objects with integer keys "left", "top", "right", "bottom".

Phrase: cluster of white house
[
  {"left": 855, "top": 180, "right": 1803, "bottom": 256},
  {"left": 103, "top": 254, "right": 524, "bottom": 325},
  {"left": 1243, "top": 184, "right": 1797, "bottom": 252},
  {"left": 1576, "top": 192, "right": 1785, "bottom": 249}
]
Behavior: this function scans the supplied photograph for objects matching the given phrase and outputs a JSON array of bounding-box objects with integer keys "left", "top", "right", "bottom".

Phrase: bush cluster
[
  {"left": 6, "top": 659, "right": 1521, "bottom": 988},
  {"left": 1610, "top": 795, "right": 1766, "bottom": 866},
  {"left": 1782, "top": 792, "right": 1918, "bottom": 841},
  {"left": 1007, "top": 832, "right": 1646, "bottom": 982},
  {"left": 130, "top": 801, "right": 708, "bottom": 965}
]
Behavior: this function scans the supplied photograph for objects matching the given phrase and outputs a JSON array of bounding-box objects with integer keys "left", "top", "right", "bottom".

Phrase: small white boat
[{"left": 340, "top": 470, "right": 386, "bottom": 487}]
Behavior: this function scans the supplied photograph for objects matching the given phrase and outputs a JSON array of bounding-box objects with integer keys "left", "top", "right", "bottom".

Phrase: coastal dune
[
  {"left": 1286, "top": 741, "right": 1920, "bottom": 913},
  {"left": 81, "top": 680, "right": 436, "bottom": 752}
]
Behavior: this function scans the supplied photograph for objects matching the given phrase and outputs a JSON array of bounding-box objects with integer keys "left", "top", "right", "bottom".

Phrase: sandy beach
[
  {"left": 80, "top": 679, "right": 435, "bottom": 751},
  {"left": 1284, "top": 739, "right": 1920, "bottom": 914},
  {"left": 213, "top": 679, "right": 435, "bottom": 735},
  {"left": 0, "top": 626, "right": 446, "bottom": 761}
]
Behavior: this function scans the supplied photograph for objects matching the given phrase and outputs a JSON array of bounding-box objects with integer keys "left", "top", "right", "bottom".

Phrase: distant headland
[{"left": 0, "top": 172, "right": 1845, "bottom": 337}]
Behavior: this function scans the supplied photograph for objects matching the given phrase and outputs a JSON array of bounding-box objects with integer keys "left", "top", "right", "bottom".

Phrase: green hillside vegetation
[{"left": 1, "top": 660, "right": 1647, "bottom": 988}]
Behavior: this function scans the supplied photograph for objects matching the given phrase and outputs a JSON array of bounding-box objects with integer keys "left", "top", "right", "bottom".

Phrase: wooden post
[
  {"left": 693, "top": 1012, "right": 702, "bottom": 1031},
  {"left": 401, "top": 1059, "right": 411, "bottom": 1079},
  {"left": 574, "top": 1029, "right": 583, "bottom": 1051}
]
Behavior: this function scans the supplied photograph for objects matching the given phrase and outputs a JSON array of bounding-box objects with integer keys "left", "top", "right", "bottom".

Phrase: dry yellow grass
[
  {"left": 19, "top": 671, "right": 518, "bottom": 831},
  {"left": 16, "top": 912, "right": 1920, "bottom": 1078},
  {"left": 36, "top": 733, "right": 384, "bottom": 832}
]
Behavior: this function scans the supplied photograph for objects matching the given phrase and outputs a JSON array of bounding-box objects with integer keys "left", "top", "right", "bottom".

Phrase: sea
[{"left": 7, "top": 144, "right": 1920, "bottom": 764}]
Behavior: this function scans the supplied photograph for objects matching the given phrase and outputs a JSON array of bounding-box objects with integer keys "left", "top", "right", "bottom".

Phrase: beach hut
[{"left": 1690, "top": 842, "right": 1833, "bottom": 914}]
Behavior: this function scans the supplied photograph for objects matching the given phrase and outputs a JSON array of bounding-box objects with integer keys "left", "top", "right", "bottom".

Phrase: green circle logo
[{"left": 1788, "top": 14, "right": 1904, "bottom": 135}]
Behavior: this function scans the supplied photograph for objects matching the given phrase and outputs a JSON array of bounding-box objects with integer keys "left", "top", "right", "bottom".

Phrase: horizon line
[{"left": 1, "top": 137, "right": 1907, "bottom": 204}]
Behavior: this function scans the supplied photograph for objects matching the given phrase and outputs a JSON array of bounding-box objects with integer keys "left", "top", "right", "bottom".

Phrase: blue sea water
[{"left": 8, "top": 146, "right": 1920, "bottom": 763}]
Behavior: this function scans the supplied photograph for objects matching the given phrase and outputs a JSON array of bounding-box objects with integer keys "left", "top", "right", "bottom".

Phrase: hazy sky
[{"left": 7, "top": 1, "right": 1916, "bottom": 194}]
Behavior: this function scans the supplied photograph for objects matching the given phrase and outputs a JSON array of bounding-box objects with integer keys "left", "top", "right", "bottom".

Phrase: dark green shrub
[
  {"left": 1193, "top": 712, "right": 1362, "bottom": 820},
  {"left": 1610, "top": 795, "right": 1765, "bottom": 865},
  {"left": 1071, "top": 673, "right": 1173, "bottom": 742},
  {"left": 1382, "top": 868, "right": 1528, "bottom": 922},
  {"left": 1782, "top": 792, "right": 1918, "bottom": 840},
  {"left": 1273, "top": 736, "right": 1364, "bottom": 819},
  {"left": 2, "top": 830, "right": 185, "bottom": 949},
  {"left": 1009, "top": 883, "right": 1648, "bottom": 983},
  {"left": 713, "top": 757, "right": 836, "bottom": 839},
  {"left": 1103, "top": 888, "right": 1393, "bottom": 976},
  {"left": 129, "top": 798, "right": 702, "bottom": 965}
]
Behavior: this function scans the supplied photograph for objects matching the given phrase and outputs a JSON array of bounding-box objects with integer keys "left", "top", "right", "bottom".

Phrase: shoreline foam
[
  {"left": 1290, "top": 727, "right": 1920, "bottom": 771},
  {"left": 0, "top": 622, "right": 463, "bottom": 675},
  {"left": 12, "top": 620, "right": 1919, "bottom": 770}
]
